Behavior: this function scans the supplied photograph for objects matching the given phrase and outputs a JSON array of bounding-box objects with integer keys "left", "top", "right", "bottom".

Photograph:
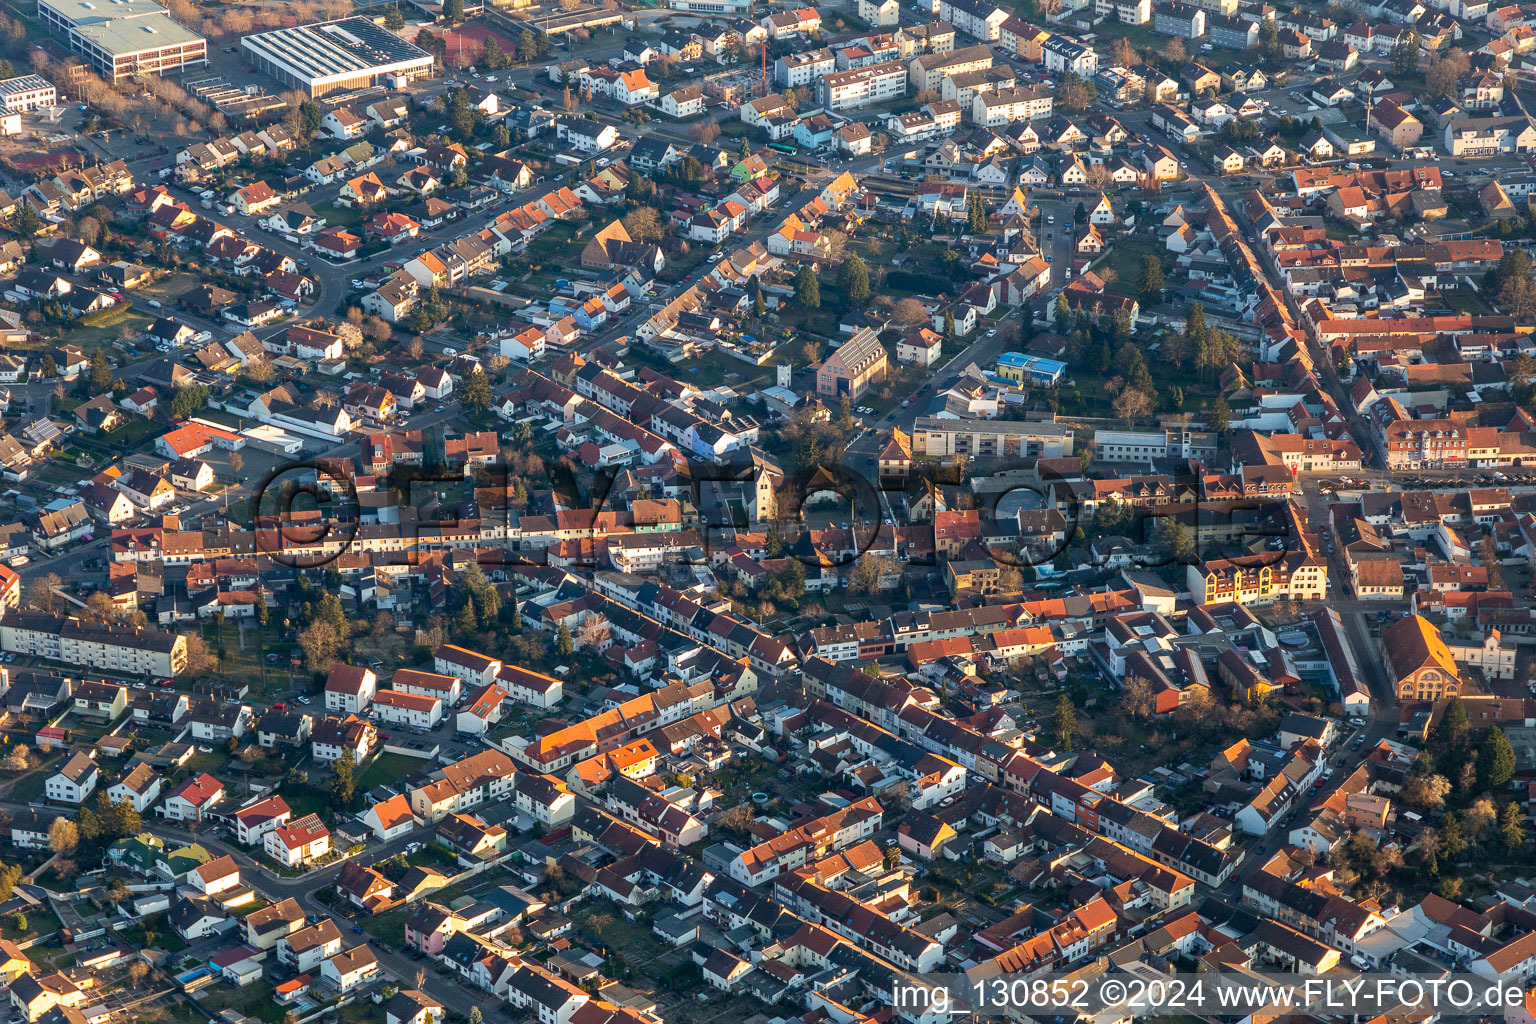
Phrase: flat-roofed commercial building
[
  {"left": 241, "top": 18, "right": 435, "bottom": 98},
  {"left": 0, "top": 75, "right": 56, "bottom": 111},
  {"left": 913, "top": 415, "right": 1076, "bottom": 458},
  {"left": 38, "top": 0, "right": 206, "bottom": 81}
]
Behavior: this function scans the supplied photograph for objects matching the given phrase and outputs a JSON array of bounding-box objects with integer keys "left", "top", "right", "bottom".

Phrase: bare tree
[
  {"left": 1112, "top": 387, "right": 1153, "bottom": 423},
  {"left": 577, "top": 619, "right": 611, "bottom": 649},
  {"left": 183, "top": 634, "right": 219, "bottom": 675}
]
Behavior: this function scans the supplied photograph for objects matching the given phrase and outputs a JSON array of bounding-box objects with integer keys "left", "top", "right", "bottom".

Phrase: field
[
  {"left": 1103, "top": 237, "right": 1159, "bottom": 298},
  {"left": 312, "top": 201, "right": 365, "bottom": 231},
  {"left": 61, "top": 306, "right": 154, "bottom": 352},
  {"left": 438, "top": 21, "right": 518, "bottom": 55},
  {"left": 133, "top": 272, "right": 201, "bottom": 307},
  {"left": 357, "top": 752, "right": 425, "bottom": 793},
  {"left": 198, "top": 620, "right": 296, "bottom": 698},
  {"left": 199, "top": 980, "right": 286, "bottom": 1024}
]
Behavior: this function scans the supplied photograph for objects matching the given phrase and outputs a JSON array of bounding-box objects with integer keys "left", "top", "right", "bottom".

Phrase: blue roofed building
[{"left": 995, "top": 352, "right": 1067, "bottom": 385}]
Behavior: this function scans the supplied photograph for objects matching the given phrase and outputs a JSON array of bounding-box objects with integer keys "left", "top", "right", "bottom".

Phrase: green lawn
[
  {"left": 199, "top": 620, "right": 293, "bottom": 695},
  {"left": 24, "top": 945, "right": 75, "bottom": 971},
  {"left": 123, "top": 921, "right": 187, "bottom": 953},
  {"left": 0, "top": 909, "right": 59, "bottom": 943},
  {"left": 1445, "top": 290, "right": 1493, "bottom": 314},
  {"left": 1103, "top": 237, "right": 1159, "bottom": 298},
  {"left": 60, "top": 306, "right": 154, "bottom": 352},
  {"left": 134, "top": 272, "right": 200, "bottom": 306},
  {"left": 522, "top": 221, "right": 581, "bottom": 270},
  {"left": 408, "top": 843, "right": 460, "bottom": 873},
  {"left": 228, "top": 899, "right": 269, "bottom": 918},
  {"left": 362, "top": 905, "right": 409, "bottom": 948},
  {"left": 357, "top": 752, "right": 424, "bottom": 793},
  {"left": 282, "top": 788, "right": 331, "bottom": 823},
  {"left": 571, "top": 901, "right": 667, "bottom": 962},
  {"left": 99, "top": 415, "right": 162, "bottom": 449},
  {"left": 313, "top": 201, "right": 365, "bottom": 230},
  {"left": 6, "top": 770, "right": 47, "bottom": 803},
  {"left": 185, "top": 750, "right": 233, "bottom": 774},
  {"left": 199, "top": 981, "right": 285, "bottom": 1024}
]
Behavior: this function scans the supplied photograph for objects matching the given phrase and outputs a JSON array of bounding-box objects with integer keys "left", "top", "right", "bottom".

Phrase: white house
[
  {"left": 233, "top": 795, "right": 293, "bottom": 845},
  {"left": 161, "top": 773, "right": 224, "bottom": 822},
  {"left": 321, "top": 945, "right": 381, "bottom": 993},
  {"left": 106, "top": 763, "right": 161, "bottom": 812},
  {"left": 279, "top": 920, "right": 344, "bottom": 972},
  {"left": 188, "top": 855, "right": 241, "bottom": 897},
  {"left": 265, "top": 813, "right": 331, "bottom": 868},
  {"left": 324, "top": 664, "right": 377, "bottom": 714},
  {"left": 45, "top": 752, "right": 98, "bottom": 804},
  {"left": 360, "top": 794, "right": 417, "bottom": 841},
  {"left": 504, "top": 965, "right": 590, "bottom": 1024},
  {"left": 371, "top": 689, "right": 443, "bottom": 729}
]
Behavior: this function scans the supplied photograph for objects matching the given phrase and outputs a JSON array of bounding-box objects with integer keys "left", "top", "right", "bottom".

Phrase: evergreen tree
[
  {"left": 1186, "top": 301, "right": 1206, "bottom": 344},
  {"left": 384, "top": 5, "right": 405, "bottom": 29},
  {"left": 1391, "top": 28, "right": 1421, "bottom": 76},
  {"left": 88, "top": 350, "right": 112, "bottom": 394},
  {"left": 171, "top": 384, "right": 209, "bottom": 419},
  {"left": 298, "top": 99, "right": 323, "bottom": 134},
  {"left": 841, "top": 254, "right": 870, "bottom": 306},
  {"left": 556, "top": 622, "right": 574, "bottom": 657},
  {"left": 1502, "top": 801, "right": 1527, "bottom": 852},
  {"left": 453, "top": 601, "right": 477, "bottom": 638},
  {"left": 445, "top": 0, "right": 465, "bottom": 22},
  {"left": 315, "top": 592, "right": 349, "bottom": 641},
  {"left": 943, "top": 310, "right": 956, "bottom": 341},
  {"left": 462, "top": 367, "right": 493, "bottom": 416},
  {"left": 331, "top": 750, "right": 356, "bottom": 808},
  {"left": 446, "top": 87, "right": 481, "bottom": 142},
  {"left": 1050, "top": 694, "right": 1076, "bottom": 752},
  {"left": 1440, "top": 812, "right": 1466, "bottom": 862},
  {"left": 114, "top": 797, "right": 141, "bottom": 837},
  {"left": 967, "top": 194, "right": 987, "bottom": 233},
  {"left": 1437, "top": 696, "right": 1470, "bottom": 749},
  {"left": 1112, "top": 309, "right": 1133, "bottom": 347},
  {"left": 1208, "top": 396, "right": 1231, "bottom": 433},
  {"left": 12, "top": 203, "right": 39, "bottom": 239},
  {"left": 482, "top": 37, "right": 504, "bottom": 70},
  {"left": 1478, "top": 727, "right": 1516, "bottom": 790},
  {"left": 795, "top": 264, "right": 820, "bottom": 309},
  {"left": 1141, "top": 254, "right": 1165, "bottom": 300}
]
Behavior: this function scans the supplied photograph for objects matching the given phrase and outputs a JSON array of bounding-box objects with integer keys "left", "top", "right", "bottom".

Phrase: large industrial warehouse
[
  {"left": 38, "top": 0, "right": 206, "bottom": 81},
  {"left": 240, "top": 18, "right": 435, "bottom": 98}
]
